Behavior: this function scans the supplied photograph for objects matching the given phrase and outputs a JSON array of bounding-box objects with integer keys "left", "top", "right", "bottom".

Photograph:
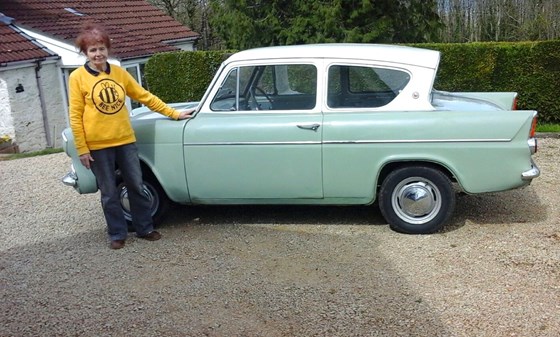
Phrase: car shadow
[
  {"left": 163, "top": 203, "right": 386, "bottom": 227},
  {"left": 161, "top": 185, "right": 546, "bottom": 233}
]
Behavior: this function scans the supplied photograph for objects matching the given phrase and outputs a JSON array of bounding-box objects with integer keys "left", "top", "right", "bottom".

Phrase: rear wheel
[
  {"left": 117, "top": 172, "right": 170, "bottom": 231},
  {"left": 378, "top": 166, "right": 455, "bottom": 234}
]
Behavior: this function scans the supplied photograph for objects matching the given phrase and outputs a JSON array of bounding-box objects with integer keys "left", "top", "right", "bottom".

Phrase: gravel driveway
[{"left": 1, "top": 137, "right": 559, "bottom": 337}]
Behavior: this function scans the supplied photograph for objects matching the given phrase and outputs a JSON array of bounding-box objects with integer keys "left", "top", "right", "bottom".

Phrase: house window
[{"left": 126, "top": 64, "right": 145, "bottom": 109}]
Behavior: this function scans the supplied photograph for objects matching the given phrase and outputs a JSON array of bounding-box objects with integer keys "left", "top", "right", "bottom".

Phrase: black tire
[
  {"left": 378, "top": 166, "right": 455, "bottom": 234},
  {"left": 116, "top": 172, "right": 170, "bottom": 231}
]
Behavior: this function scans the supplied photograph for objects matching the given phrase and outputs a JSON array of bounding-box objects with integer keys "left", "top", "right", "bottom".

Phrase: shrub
[
  {"left": 146, "top": 42, "right": 560, "bottom": 123},
  {"left": 420, "top": 40, "right": 560, "bottom": 123},
  {"left": 144, "top": 50, "right": 234, "bottom": 103}
]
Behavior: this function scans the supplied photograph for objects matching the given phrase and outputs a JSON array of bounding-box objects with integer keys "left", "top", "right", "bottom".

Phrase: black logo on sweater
[{"left": 92, "top": 79, "right": 125, "bottom": 114}]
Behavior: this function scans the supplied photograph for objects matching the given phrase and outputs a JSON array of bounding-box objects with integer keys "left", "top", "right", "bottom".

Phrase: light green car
[{"left": 62, "top": 43, "right": 540, "bottom": 234}]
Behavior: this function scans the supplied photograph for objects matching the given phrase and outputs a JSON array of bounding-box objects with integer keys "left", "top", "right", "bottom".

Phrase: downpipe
[{"left": 35, "top": 59, "right": 52, "bottom": 148}]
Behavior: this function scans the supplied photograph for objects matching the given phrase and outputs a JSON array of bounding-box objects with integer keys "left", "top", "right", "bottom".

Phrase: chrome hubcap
[
  {"left": 119, "top": 184, "right": 158, "bottom": 220},
  {"left": 392, "top": 177, "right": 441, "bottom": 225}
]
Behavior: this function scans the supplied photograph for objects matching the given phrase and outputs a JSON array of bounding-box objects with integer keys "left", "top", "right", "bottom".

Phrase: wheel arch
[
  {"left": 135, "top": 146, "right": 191, "bottom": 204},
  {"left": 377, "top": 162, "right": 458, "bottom": 234},
  {"left": 115, "top": 159, "right": 172, "bottom": 228},
  {"left": 377, "top": 160, "right": 457, "bottom": 192},
  {"left": 139, "top": 160, "right": 166, "bottom": 194},
  {"left": 114, "top": 159, "right": 167, "bottom": 196}
]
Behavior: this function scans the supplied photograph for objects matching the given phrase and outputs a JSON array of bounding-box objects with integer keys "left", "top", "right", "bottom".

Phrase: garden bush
[
  {"left": 145, "top": 41, "right": 560, "bottom": 123},
  {"left": 421, "top": 40, "right": 560, "bottom": 123}
]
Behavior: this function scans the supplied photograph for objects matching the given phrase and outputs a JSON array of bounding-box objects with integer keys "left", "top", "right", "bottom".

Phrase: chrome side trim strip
[
  {"left": 183, "top": 138, "right": 511, "bottom": 146},
  {"left": 185, "top": 141, "right": 321, "bottom": 146},
  {"left": 324, "top": 138, "right": 511, "bottom": 144}
]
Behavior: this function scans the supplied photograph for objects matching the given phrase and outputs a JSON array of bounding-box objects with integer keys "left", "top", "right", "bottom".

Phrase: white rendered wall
[
  {"left": 168, "top": 41, "right": 196, "bottom": 51},
  {"left": 3, "top": 27, "right": 196, "bottom": 152},
  {"left": 0, "top": 78, "right": 15, "bottom": 140},
  {"left": 0, "top": 62, "right": 67, "bottom": 152}
]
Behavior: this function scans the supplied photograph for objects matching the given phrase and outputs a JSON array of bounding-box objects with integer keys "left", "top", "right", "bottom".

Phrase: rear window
[{"left": 327, "top": 65, "right": 410, "bottom": 108}]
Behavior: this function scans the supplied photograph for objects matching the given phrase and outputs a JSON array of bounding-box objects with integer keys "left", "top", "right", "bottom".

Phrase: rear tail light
[
  {"left": 528, "top": 116, "right": 538, "bottom": 154},
  {"left": 529, "top": 116, "right": 537, "bottom": 138},
  {"left": 512, "top": 96, "right": 518, "bottom": 110}
]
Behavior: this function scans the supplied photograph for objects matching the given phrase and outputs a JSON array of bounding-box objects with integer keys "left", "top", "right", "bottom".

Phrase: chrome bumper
[
  {"left": 61, "top": 165, "right": 78, "bottom": 188},
  {"left": 521, "top": 159, "right": 540, "bottom": 181},
  {"left": 60, "top": 128, "right": 98, "bottom": 194}
]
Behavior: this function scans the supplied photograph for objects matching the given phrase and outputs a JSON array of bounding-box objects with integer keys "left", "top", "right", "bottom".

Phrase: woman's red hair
[{"left": 75, "top": 23, "right": 111, "bottom": 54}]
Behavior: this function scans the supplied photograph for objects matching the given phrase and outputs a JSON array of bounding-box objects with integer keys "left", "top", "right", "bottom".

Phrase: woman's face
[{"left": 86, "top": 42, "right": 108, "bottom": 70}]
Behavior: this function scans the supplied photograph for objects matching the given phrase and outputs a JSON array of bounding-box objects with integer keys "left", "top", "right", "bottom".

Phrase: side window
[
  {"left": 210, "top": 64, "right": 317, "bottom": 111},
  {"left": 327, "top": 65, "right": 410, "bottom": 108},
  {"left": 210, "top": 68, "right": 239, "bottom": 111}
]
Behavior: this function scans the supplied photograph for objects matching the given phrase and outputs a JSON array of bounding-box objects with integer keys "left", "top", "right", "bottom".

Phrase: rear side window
[{"left": 327, "top": 65, "right": 410, "bottom": 108}]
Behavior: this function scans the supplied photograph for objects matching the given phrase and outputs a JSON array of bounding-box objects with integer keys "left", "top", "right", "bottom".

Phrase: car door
[
  {"left": 183, "top": 63, "right": 323, "bottom": 201},
  {"left": 321, "top": 63, "right": 413, "bottom": 199}
]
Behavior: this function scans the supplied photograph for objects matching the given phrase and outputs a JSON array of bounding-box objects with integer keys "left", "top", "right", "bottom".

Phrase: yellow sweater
[{"left": 68, "top": 63, "right": 180, "bottom": 156}]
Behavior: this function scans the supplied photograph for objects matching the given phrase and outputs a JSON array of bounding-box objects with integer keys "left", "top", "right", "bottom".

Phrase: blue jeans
[{"left": 90, "top": 143, "right": 154, "bottom": 240}]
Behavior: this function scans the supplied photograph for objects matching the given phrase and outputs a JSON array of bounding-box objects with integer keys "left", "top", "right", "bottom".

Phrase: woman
[{"left": 68, "top": 23, "right": 193, "bottom": 250}]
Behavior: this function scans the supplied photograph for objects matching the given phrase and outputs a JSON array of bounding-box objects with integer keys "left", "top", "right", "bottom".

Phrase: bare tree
[
  {"left": 148, "top": 0, "right": 216, "bottom": 49},
  {"left": 437, "top": 0, "right": 560, "bottom": 42},
  {"left": 150, "top": 0, "right": 560, "bottom": 48}
]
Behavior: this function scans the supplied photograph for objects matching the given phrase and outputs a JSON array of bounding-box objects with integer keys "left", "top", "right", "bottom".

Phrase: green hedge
[
  {"left": 144, "top": 50, "right": 233, "bottom": 103},
  {"left": 146, "top": 41, "right": 560, "bottom": 123},
  {"left": 420, "top": 40, "right": 560, "bottom": 123}
]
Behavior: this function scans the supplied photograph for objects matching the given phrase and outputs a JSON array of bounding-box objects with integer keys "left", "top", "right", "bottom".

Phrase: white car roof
[{"left": 225, "top": 43, "right": 440, "bottom": 70}]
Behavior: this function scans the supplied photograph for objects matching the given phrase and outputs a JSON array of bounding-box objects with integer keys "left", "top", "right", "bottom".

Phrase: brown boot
[
  {"left": 110, "top": 240, "right": 125, "bottom": 249},
  {"left": 138, "top": 231, "right": 161, "bottom": 241}
]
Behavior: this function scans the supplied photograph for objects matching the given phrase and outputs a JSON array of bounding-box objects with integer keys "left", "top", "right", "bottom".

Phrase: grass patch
[
  {"left": 537, "top": 123, "right": 560, "bottom": 133},
  {"left": 0, "top": 147, "right": 63, "bottom": 160}
]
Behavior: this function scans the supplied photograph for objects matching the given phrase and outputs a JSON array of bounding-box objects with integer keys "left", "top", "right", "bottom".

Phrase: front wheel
[
  {"left": 378, "top": 166, "right": 455, "bottom": 234},
  {"left": 117, "top": 173, "right": 170, "bottom": 230}
]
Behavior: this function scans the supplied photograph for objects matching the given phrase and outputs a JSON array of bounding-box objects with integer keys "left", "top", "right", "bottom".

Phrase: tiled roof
[
  {"left": 0, "top": 0, "right": 200, "bottom": 60},
  {"left": 0, "top": 17, "right": 58, "bottom": 65}
]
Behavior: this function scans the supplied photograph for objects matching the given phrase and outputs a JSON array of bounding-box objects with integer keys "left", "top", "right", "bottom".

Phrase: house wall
[
  {"left": 168, "top": 41, "right": 196, "bottom": 51},
  {"left": 3, "top": 27, "right": 197, "bottom": 153},
  {"left": 0, "top": 61, "right": 67, "bottom": 152},
  {"left": 0, "top": 78, "right": 15, "bottom": 140}
]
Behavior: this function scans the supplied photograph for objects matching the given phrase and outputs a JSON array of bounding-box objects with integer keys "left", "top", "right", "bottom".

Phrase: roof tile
[
  {"left": 0, "top": 24, "right": 57, "bottom": 64},
  {"left": 0, "top": 0, "right": 199, "bottom": 60}
]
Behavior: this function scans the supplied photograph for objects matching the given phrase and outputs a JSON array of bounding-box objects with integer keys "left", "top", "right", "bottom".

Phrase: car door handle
[{"left": 297, "top": 124, "right": 321, "bottom": 131}]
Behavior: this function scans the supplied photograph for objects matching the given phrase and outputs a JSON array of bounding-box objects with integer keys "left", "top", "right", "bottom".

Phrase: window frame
[
  {"left": 326, "top": 63, "right": 412, "bottom": 110},
  {"left": 203, "top": 59, "right": 322, "bottom": 115}
]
